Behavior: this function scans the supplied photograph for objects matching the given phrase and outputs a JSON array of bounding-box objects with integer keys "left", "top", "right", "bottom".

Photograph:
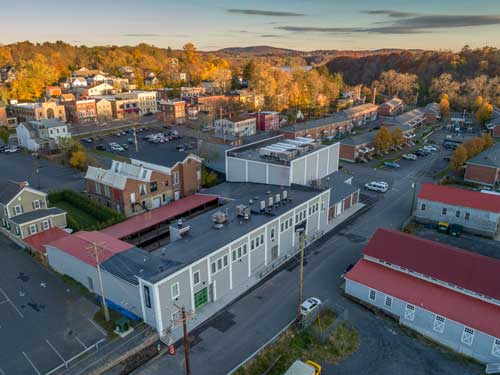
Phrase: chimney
[{"left": 372, "top": 87, "right": 377, "bottom": 105}]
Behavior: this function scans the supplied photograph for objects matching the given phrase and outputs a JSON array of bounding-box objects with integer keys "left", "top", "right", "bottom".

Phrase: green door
[{"left": 194, "top": 288, "right": 209, "bottom": 309}]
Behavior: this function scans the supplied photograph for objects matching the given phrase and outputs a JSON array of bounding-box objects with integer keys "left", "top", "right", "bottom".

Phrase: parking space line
[
  {"left": 0, "top": 367, "right": 5, "bottom": 375},
  {"left": 87, "top": 318, "right": 107, "bottom": 337},
  {"left": 22, "top": 351, "right": 41, "bottom": 375},
  {"left": 0, "top": 287, "right": 23, "bottom": 318},
  {"left": 0, "top": 300, "right": 9, "bottom": 305},
  {"left": 46, "top": 339, "right": 66, "bottom": 364},
  {"left": 75, "top": 334, "right": 88, "bottom": 349}
]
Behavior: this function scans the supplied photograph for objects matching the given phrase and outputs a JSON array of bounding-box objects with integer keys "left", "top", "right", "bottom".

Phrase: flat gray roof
[
  {"left": 467, "top": 143, "right": 500, "bottom": 169},
  {"left": 279, "top": 113, "right": 351, "bottom": 133},
  {"left": 109, "top": 182, "right": 323, "bottom": 283}
]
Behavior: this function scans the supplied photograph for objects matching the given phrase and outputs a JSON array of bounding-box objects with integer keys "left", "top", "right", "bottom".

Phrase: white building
[
  {"left": 16, "top": 119, "right": 70, "bottom": 152},
  {"left": 118, "top": 91, "right": 158, "bottom": 115},
  {"left": 214, "top": 116, "right": 256, "bottom": 137}
]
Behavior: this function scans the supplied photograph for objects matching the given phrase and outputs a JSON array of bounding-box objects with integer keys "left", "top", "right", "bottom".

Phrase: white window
[
  {"left": 384, "top": 296, "right": 392, "bottom": 308},
  {"left": 369, "top": 289, "right": 376, "bottom": 300},
  {"left": 211, "top": 262, "right": 216, "bottom": 274},
  {"left": 280, "top": 222, "right": 284, "bottom": 233},
  {"left": 193, "top": 271, "right": 200, "bottom": 286},
  {"left": 433, "top": 315, "right": 445, "bottom": 333},
  {"left": 242, "top": 244, "right": 247, "bottom": 255},
  {"left": 104, "top": 185, "right": 110, "bottom": 198},
  {"left": 171, "top": 282, "right": 180, "bottom": 299},
  {"left": 29, "top": 224, "right": 37, "bottom": 235},
  {"left": 42, "top": 220, "right": 50, "bottom": 230},
  {"left": 173, "top": 171, "right": 180, "bottom": 185},
  {"left": 95, "top": 182, "right": 101, "bottom": 195},
  {"left": 14, "top": 205, "right": 22, "bottom": 215},
  {"left": 260, "top": 234, "right": 264, "bottom": 244},
  {"left": 251, "top": 239, "right": 255, "bottom": 250},
  {"left": 33, "top": 200, "right": 41, "bottom": 209},
  {"left": 461, "top": 327, "right": 474, "bottom": 346},
  {"left": 232, "top": 250, "right": 237, "bottom": 262},
  {"left": 270, "top": 228, "right": 275, "bottom": 241},
  {"left": 492, "top": 338, "right": 500, "bottom": 358},
  {"left": 404, "top": 304, "right": 415, "bottom": 321}
]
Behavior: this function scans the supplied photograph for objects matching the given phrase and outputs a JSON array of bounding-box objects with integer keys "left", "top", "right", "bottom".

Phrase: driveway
[
  {"left": 136, "top": 152, "right": 481, "bottom": 375},
  {"left": 0, "top": 234, "right": 107, "bottom": 375}
]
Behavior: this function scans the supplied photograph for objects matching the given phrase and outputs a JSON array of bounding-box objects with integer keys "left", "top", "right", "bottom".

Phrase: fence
[{"left": 46, "top": 338, "right": 107, "bottom": 375}]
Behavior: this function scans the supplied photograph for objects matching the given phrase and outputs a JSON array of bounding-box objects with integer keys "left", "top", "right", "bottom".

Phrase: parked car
[
  {"left": 121, "top": 144, "right": 129, "bottom": 150},
  {"left": 128, "top": 138, "right": 135, "bottom": 144},
  {"left": 423, "top": 145, "right": 438, "bottom": 152},
  {"left": 0, "top": 145, "right": 8, "bottom": 153},
  {"left": 4, "top": 146, "right": 19, "bottom": 153},
  {"left": 365, "top": 181, "right": 389, "bottom": 193},
  {"left": 384, "top": 161, "right": 400, "bottom": 168},
  {"left": 96, "top": 144, "right": 106, "bottom": 151},
  {"left": 81, "top": 137, "right": 93, "bottom": 143},
  {"left": 301, "top": 297, "right": 322, "bottom": 315},
  {"left": 415, "top": 150, "right": 427, "bottom": 157},
  {"left": 402, "top": 154, "right": 417, "bottom": 161}
]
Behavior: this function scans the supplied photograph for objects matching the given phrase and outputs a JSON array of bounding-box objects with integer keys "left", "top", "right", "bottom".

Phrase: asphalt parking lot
[
  {"left": 415, "top": 226, "right": 500, "bottom": 260},
  {"left": 0, "top": 234, "right": 107, "bottom": 375},
  {"left": 0, "top": 152, "right": 84, "bottom": 193},
  {"left": 82, "top": 127, "right": 198, "bottom": 168}
]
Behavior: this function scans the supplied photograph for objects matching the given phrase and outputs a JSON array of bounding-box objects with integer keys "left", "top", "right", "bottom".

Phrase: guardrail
[{"left": 45, "top": 338, "right": 107, "bottom": 375}]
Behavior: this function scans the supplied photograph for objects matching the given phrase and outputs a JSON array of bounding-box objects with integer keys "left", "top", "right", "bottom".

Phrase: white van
[{"left": 364, "top": 181, "right": 389, "bottom": 193}]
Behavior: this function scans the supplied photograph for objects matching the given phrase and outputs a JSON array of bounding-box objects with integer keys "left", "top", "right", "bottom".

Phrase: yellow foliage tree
[
  {"left": 439, "top": 96, "right": 450, "bottom": 118},
  {"left": 374, "top": 127, "right": 393, "bottom": 153},
  {"left": 69, "top": 150, "right": 88, "bottom": 171},
  {"left": 482, "top": 133, "right": 494, "bottom": 149},
  {"left": 449, "top": 144, "right": 468, "bottom": 171},
  {"left": 476, "top": 102, "right": 493, "bottom": 125},
  {"left": 391, "top": 127, "right": 405, "bottom": 147},
  {"left": 10, "top": 54, "right": 59, "bottom": 101}
]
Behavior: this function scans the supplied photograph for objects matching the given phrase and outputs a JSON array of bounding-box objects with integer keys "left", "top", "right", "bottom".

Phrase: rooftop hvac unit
[
  {"left": 259, "top": 200, "right": 266, "bottom": 211},
  {"left": 236, "top": 204, "right": 251, "bottom": 219},
  {"left": 212, "top": 211, "right": 227, "bottom": 225},
  {"left": 275, "top": 193, "right": 281, "bottom": 204},
  {"left": 268, "top": 196, "right": 274, "bottom": 207},
  {"left": 282, "top": 190, "right": 288, "bottom": 202}
]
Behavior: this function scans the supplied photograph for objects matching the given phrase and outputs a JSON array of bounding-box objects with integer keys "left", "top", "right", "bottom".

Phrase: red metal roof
[
  {"left": 346, "top": 259, "right": 500, "bottom": 338},
  {"left": 418, "top": 183, "right": 500, "bottom": 213},
  {"left": 363, "top": 229, "right": 500, "bottom": 300},
  {"left": 101, "top": 194, "right": 218, "bottom": 239},
  {"left": 47, "top": 231, "right": 134, "bottom": 267},
  {"left": 24, "top": 227, "right": 71, "bottom": 254}
]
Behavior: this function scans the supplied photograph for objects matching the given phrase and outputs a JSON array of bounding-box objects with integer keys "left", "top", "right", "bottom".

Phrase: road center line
[
  {"left": 0, "top": 287, "right": 24, "bottom": 318},
  {"left": 46, "top": 339, "right": 66, "bottom": 364},
  {"left": 22, "top": 351, "right": 41, "bottom": 375}
]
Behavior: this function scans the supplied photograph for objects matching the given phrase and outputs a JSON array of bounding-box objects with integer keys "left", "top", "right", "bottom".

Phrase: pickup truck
[{"left": 284, "top": 360, "right": 321, "bottom": 375}]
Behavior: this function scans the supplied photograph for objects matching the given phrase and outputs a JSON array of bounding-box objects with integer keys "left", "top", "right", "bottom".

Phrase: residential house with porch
[{"left": 0, "top": 181, "right": 67, "bottom": 239}]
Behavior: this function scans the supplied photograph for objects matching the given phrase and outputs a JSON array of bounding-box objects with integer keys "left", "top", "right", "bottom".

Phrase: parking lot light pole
[
  {"left": 133, "top": 126, "right": 139, "bottom": 153},
  {"left": 297, "top": 229, "right": 305, "bottom": 323}
]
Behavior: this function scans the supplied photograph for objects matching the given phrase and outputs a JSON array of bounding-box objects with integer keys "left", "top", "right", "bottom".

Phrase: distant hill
[{"left": 216, "top": 46, "right": 300, "bottom": 56}]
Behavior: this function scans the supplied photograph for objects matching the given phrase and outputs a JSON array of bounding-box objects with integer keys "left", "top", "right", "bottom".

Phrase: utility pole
[
  {"left": 86, "top": 241, "right": 110, "bottom": 322},
  {"left": 182, "top": 307, "right": 191, "bottom": 375},
  {"left": 172, "top": 304, "right": 193, "bottom": 375},
  {"left": 133, "top": 125, "right": 139, "bottom": 153},
  {"left": 410, "top": 182, "right": 417, "bottom": 218},
  {"left": 297, "top": 229, "right": 305, "bottom": 323}
]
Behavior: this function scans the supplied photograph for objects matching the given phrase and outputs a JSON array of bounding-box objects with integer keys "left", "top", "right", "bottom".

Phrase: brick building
[
  {"left": 64, "top": 99, "right": 97, "bottom": 123},
  {"left": 464, "top": 144, "right": 500, "bottom": 186},
  {"left": 9, "top": 101, "right": 66, "bottom": 123},
  {"left": 158, "top": 100, "right": 186, "bottom": 124},
  {"left": 423, "top": 102, "right": 441, "bottom": 123},
  {"left": 279, "top": 113, "right": 353, "bottom": 140},
  {"left": 343, "top": 103, "right": 378, "bottom": 126},
  {"left": 85, "top": 156, "right": 202, "bottom": 217},
  {"left": 378, "top": 98, "right": 404, "bottom": 117},
  {"left": 249, "top": 111, "right": 280, "bottom": 131}
]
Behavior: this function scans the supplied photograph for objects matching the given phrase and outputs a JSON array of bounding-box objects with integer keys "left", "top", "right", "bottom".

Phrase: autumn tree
[
  {"left": 439, "top": 95, "right": 451, "bottom": 118},
  {"left": 476, "top": 102, "right": 493, "bottom": 125},
  {"left": 374, "top": 127, "right": 393, "bottom": 153},
  {"left": 391, "top": 127, "right": 405, "bottom": 147},
  {"left": 482, "top": 133, "right": 494, "bottom": 149},
  {"left": 0, "top": 126, "right": 9, "bottom": 145},
  {"left": 430, "top": 73, "right": 460, "bottom": 103},
  {"left": 69, "top": 150, "right": 88, "bottom": 171},
  {"left": 182, "top": 43, "right": 199, "bottom": 65},
  {"left": 379, "top": 70, "right": 418, "bottom": 101},
  {"left": 449, "top": 145, "right": 468, "bottom": 170},
  {"left": 10, "top": 54, "right": 59, "bottom": 101}
]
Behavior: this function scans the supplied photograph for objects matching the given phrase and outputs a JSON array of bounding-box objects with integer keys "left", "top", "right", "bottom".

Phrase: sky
[{"left": 1, "top": 0, "right": 500, "bottom": 51}]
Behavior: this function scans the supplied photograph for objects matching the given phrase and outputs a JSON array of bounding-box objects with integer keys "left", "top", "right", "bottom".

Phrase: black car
[
  {"left": 415, "top": 150, "right": 426, "bottom": 157},
  {"left": 96, "top": 144, "right": 106, "bottom": 151}
]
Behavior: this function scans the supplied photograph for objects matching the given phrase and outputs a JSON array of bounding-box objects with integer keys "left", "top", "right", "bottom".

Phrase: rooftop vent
[
  {"left": 259, "top": 200, "right": 266, "bottom": 212},
  {"left": 212, "top": 211, "right": 228, "bottom": 229},
  {"left": 282, "top": 190, "right": 288, "bottom": 202},
  {"left": 268, "top": 196, "right": 274, "bottom": 207},
  {"left": 236, "top": 204, "right": 251, "bottom": 220}
]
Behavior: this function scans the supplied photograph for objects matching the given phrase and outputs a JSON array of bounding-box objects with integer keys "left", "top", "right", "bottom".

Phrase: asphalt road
[{"left": 136, "top": 139, "right": 482, "bottom": 375}]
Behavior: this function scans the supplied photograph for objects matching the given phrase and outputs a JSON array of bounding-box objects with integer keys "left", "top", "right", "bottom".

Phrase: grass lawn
[
  {"left": 51, "top": 200, "right": 100, "bottom": 228},
  {"left": 235, "top": 310, "right": 360, "bottom": 375},
  {"left": 88, "top": 148, "right": 131, "bottom": 163}
]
